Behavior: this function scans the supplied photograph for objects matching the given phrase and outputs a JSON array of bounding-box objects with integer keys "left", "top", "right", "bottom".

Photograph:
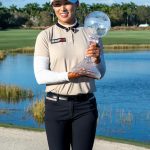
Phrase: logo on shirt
[{"left": 51, "top": 38, "right": 66, "bottom": 44}]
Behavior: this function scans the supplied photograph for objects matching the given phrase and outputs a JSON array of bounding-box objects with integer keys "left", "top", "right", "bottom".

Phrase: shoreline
[
  {"left": 0, "top": 126, "right": 149, "bottom": 150},
  {"left": 0, "top": 123, "right": 149, "bottom": 149},
  {"left": 0, "top": 44, "right": 150, "bottom": 53},
  {"left": 104, "top": 44, "right": 150, "bottom": 51}
]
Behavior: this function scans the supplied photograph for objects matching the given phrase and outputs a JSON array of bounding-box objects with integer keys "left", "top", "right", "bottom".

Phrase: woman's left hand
[{"left": 85, "top": 42, "right": 101, "bottom": 64}]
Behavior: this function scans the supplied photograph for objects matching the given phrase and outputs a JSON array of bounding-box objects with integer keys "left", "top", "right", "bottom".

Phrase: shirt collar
[{"left": 56, "top": 20, "right": 79, "bottom": 32}]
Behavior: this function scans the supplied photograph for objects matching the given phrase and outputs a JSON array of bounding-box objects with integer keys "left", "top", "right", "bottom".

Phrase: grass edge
[{"left": 0, "top": 123, "right": 149, "bottom": 148}]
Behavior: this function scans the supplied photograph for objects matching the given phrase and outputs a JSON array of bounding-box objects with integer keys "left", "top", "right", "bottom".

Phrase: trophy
[{"left": 72, "top": 11, "right": 111, "bottom": 79}]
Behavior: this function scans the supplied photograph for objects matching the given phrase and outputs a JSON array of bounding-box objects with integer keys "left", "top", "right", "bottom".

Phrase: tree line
[{"left": 0, "top": 2, "right": 150, "bottom": 29}]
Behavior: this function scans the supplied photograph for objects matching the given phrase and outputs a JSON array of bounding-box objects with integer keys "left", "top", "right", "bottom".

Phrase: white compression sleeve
[{"left": 34, "top": 56, "right": 69, "bottom": 85}]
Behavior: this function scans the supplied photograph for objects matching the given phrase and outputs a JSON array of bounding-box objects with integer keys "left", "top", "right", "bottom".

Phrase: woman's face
[{"left": 52, "top": 0, "right": 78, "bottom": 25}]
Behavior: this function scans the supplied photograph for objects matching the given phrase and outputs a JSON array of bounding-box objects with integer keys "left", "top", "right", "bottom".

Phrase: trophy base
[{"left": 72, "top": 57, "right": 101, "bottom": 79}]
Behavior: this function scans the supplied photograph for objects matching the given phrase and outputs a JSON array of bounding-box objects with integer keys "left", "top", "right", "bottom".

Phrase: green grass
[
  {"left": 0, "top": 29, "right": 150, "bottom": 51},
  {"left": 0, "top": 123, "right": 45, "bottom": 132},
  {"left": 96, "top": 135, "right": 150, "bottom": 149},
  {"left": 103, "top": 30, "right": 150, "bottom": 45},
  {"left": 0, "top": 29, "right": 40, "bottom": 50}
]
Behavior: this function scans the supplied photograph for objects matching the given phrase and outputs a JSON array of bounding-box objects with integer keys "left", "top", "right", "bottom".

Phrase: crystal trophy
[{"left": 72, "top": 11, "right": 111, "bottom": 79}]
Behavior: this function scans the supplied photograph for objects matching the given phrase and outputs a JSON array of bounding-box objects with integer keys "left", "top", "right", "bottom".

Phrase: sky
[{"left": 0, "top": 0, "right": 150, "bottom": 8}]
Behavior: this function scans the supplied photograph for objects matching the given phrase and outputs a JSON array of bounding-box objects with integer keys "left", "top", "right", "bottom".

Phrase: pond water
[{"left": 0, "top": 51, "right": 150, "bottom": 143}]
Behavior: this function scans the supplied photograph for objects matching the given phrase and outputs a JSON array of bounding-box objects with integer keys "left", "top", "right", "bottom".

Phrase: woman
[{"left": 34, "top": 0, "right": 106, "bottom": 150}]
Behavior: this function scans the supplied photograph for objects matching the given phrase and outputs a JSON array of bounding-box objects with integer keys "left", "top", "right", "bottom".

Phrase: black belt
[{"left": 46, "top": 92, "right": 94, "bottom": 101}]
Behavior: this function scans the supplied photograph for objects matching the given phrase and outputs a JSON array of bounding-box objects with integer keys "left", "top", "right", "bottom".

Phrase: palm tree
[
  {"left": 109, "top": 3, "right": 124, "bottom": 26},
  {"left": 121, "top": 2, "right": 137, "bottom": 26},
  {"left": 89, "top": 3, "right": 109, "bottom": 13},
  {"left": 42, "top": 2, "right": 51, "bottom": 11},
  {"left": 23, "top": 3, "right": 41, "bottom": 26},
  {"left": 42, "top": 2, "right": 55, "bottom": 24},
  {"left": 136, "top": 6, "right": 150, "bottom": 25},
  {"left": 9, "top": 5, "right": 18, "bottom": 13},
  {"left": 24, "top": 3, "right": 41, "bottom": 17},
  {"left": 77, "top": 3, "right": 90, "bottom": 25}
]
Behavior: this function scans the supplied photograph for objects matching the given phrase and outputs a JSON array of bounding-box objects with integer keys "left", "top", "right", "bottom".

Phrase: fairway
[
  {"left": 0, "top": 29, "right": 150, "bottom": 50},
  {"left": 0, "top": 29, "right": 40, "bottom": 50},
  {"left": 103, "top": 30, "right": 150, "bottom": 45}
]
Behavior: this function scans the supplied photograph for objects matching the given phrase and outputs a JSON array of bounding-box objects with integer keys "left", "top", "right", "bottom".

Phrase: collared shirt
[{"left": 34, "top": 22, "right": 106, "bottom": 95}]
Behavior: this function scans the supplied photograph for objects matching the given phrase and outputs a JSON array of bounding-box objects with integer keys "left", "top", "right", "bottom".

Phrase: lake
[{"left": 0, "top": 51, "right": 150, "bottom": 143}]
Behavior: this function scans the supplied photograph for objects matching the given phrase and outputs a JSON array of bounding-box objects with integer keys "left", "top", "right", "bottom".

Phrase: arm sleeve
[
  {"left": 34, "top": 31, "right": 69, "bottom": 85},
  {"left": 34, "top": 56, "right": 69, "bottom": 84},
  {"left": 96, "top": 39, "right": 106, "bottom": 79}
]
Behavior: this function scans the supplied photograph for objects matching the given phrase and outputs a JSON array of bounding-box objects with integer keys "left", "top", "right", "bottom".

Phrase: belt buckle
[
  {"left": 46, "top": 96, "right": 57, "bottom": 101},
  {"left": 46, "top": 92, "right": 58, "bottom": 101},
  {"left": 58, "top": 96, "right": 68, "bottom": 100}
]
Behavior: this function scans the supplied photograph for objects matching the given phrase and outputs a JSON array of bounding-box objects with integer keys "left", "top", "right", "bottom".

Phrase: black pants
[{"left": 44, "top": 94, "right": 98, "bottom": 150}]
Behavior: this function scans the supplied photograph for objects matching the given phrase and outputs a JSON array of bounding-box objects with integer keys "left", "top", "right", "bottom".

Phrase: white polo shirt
[{"left": 34, "top": 22, "right": 106, "bottom": 95}]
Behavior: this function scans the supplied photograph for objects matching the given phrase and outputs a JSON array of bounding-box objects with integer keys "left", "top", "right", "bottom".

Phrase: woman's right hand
[
  {"left": 69, "top": 68, "right": 98, "bottom": 80},
  {"left": 68, "top": 72, "right": 81, "bottom": 80}
]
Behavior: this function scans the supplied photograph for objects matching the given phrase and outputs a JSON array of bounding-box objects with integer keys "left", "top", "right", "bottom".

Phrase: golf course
[
  {"left": 0, "top": 29, "right": 150, "bottom": 51},
  {"left": 0, "top": 28, "right": 150, "bottom": 149}
]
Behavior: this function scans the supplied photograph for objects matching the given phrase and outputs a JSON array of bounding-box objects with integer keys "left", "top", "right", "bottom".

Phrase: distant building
[{"left": 139, "top": 23, "right": 149, "bottom": 27}]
